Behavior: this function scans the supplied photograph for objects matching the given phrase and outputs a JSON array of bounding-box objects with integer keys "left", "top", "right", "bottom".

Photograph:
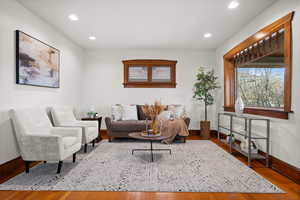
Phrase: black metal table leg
[
  {"left": 131, "top": 140, "right": 171, "bottom": 162},
  {"left": 150, "top": 140, "right": 153, "bottom": 162}
]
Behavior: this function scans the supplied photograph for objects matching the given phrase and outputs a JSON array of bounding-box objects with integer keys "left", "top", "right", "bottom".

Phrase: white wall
[
  {"left": 0, "top": 0, "right": 84, "bottom": 164},
  {"left": 80, "top": 49, "right": 216, "bottom": 130},
  {"left": 215, "top": 0, "right": 300, "bottom": 168}
]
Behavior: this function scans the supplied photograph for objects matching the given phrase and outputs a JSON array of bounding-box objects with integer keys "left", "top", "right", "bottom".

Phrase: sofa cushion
[
  {"left": 168, "top": 105, "right": 186, "bottom": 118},
  {"left": 157, "top": 110, "right": 172, "bottom": 121},
  {"left": 121, "top": 105, "right": 138, "bottom": 120},
  {"left": 51, "top": 107, "right": 77, "bottom": 126},
  {"left": 11, "top": 108, "right": 53, "bottom": 134},
  {"left": 110, "top": 120, "right": 148, "bottom": 132},
  {"left": 111, "top": 105, "right": 122, "bottom": 121}
]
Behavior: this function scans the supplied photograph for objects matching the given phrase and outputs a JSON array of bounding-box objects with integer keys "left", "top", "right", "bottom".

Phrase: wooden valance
[{"left": 233, "top": 29, "right": 284, "bottom": 67}]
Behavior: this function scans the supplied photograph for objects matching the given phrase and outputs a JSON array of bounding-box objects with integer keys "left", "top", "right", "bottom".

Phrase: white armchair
[
  {"left": 50, "top": 107, "right": 98, "bottom": 153},
  {"left": 10, "top": 108, "right": 82, "bottom": 174}
]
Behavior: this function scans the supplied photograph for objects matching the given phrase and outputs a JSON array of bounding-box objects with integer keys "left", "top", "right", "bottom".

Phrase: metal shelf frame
[{"left": 217, "top": 112, "right": 270, "bottom": 168}]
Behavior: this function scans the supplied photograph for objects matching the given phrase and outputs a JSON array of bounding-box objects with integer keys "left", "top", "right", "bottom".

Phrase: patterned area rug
[{"left": 0, "top": 140, "right": 283, "bottom": 193}]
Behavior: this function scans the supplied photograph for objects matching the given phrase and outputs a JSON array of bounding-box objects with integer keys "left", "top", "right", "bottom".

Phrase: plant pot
[{"left": 200, "top": 120, "right": 210, "bottom": 139}]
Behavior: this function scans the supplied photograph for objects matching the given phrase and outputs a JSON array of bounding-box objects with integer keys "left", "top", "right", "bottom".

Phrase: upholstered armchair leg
[
  {"left": 25, "top": 161, "right": 30, "bottom": 173},
  {"left": 73, "top": 153, "right": 76, "bottom": 163},
  {"left": 57, "top": 161, "right": 63, "bottom": 174},
  {"left": 84, "top": 144, "right": 88, "bottom": 153},
  {"left": 92, "top": 139, "right": 95, "bottom": 147},
  {"left": 108, "top": 136, "right": 112, "bottom": 142},
  {"left": 184, "top": 137, "right": 186, "bottom": 143}
]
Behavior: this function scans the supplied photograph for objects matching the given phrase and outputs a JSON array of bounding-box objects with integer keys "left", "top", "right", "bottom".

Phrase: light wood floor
[{"left": 0, "top": 135, "right": 299, "bottom": 200}]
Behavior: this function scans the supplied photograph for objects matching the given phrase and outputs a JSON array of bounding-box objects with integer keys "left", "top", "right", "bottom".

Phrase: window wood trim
[
  {"left": 223, "top": 12, "right": 294, "bottom": 119},
  {"left": 123, "top": 59, "right": 177, "bottom": 88}
]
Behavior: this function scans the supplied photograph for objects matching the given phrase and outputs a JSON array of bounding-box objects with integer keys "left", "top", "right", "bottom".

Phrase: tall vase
[
  {"left": 151, "top": 116, "right": 159, "bottom": 134},
  {"left": 235, "top": 96, "right": 245, "bottom": 116}
]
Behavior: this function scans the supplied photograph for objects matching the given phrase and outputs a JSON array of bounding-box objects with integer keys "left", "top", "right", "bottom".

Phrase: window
[
  {"left": 123, "top": 60, "right": 177, "bottom": 88},
  {"left": 237, "top": 67, "right": 284, "bottom": 110},
  {"left": 128, "top": 66, "right": 148, "bottom": 82},
  {"left": 223, "top": 12, "right": 294, "bottom": 119},
  {"left": 152, "top": 66, "right": 171, "bottom": 82}
]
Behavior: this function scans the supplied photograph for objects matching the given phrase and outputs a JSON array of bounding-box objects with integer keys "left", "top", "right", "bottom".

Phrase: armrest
[
  {"left": 77, "top": 121, "right": 98, "bottom": 127},
  {"left": 105, "top": 117, "right": 112, "bottom": 130},
  {"left": 20, "top": 134, "right": 63, "bottom": 159},
  {"left": 56, "top": 121, "right": 98, "bottom": 128},
  {"left": 51, "top": 127, "right": 82, "bottom": 139}
]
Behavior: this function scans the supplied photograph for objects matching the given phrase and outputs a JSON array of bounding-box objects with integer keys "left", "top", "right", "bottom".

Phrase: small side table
[{"left": 81, "top": 117, "right": 102, "bottom": 142}]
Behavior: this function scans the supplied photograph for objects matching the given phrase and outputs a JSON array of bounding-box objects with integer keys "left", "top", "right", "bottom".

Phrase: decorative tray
[{"left": 141, "top": 132, "right": 161, "bottom": 137}]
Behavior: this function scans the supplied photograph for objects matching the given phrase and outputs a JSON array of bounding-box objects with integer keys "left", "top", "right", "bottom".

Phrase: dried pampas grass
[{"left": 142, "top": 101, "right": 166, "bottom": 119}]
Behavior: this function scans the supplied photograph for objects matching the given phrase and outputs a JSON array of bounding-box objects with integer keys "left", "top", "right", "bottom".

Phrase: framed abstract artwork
[{"left": 16, "top": 30, "right": 60, "bottom": 88}]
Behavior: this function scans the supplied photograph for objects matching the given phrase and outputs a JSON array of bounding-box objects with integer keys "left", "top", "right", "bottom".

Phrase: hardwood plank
[
  {"left": 0, "top": 158, "right": 40, "bottom": 184},
  {"left": 210, "top": 131, "right": 300, "bottom": 184}
]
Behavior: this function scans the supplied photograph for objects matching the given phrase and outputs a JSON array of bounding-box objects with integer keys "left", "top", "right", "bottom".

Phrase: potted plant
[{"left": 193, "top": 67, "right": 220, "bottom": 139}]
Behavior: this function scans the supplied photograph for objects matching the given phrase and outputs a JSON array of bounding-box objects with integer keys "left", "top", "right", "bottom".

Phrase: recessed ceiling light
[
  {"left": 88, "top": 36, "right": 96, "bottom": 40},
  {"left": 204, "top": 33, "right": 212, "bottom": 38},
  {"left": 228, "top": 1, "right": 239, "bottom": 9},
  {"left": 68, "top": 14, "right": 79, "bottom": 21}
]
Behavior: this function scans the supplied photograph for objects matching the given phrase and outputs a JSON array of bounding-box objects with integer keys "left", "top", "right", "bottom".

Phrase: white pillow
[
  {"left": 157, "top": 111, "right": 172, "bottom": 121},
  {"left": 111, "top": 105, "right": 122, "bottom": 121},
  {"left": 121, "top": 105, "right": 138, "bottom": 120},
  {"left": 168, "top": 105, "right": 186, "bottom": 119}
]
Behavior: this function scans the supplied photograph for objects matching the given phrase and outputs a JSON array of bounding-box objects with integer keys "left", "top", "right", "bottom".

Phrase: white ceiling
[{"left": 17, "top": 0, "right": 277, "bottom": 49}]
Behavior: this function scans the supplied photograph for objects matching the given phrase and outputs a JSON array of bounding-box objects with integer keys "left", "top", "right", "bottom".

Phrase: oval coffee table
[{"left": 129, "top": 132, "right": 172, "bottom": 162}]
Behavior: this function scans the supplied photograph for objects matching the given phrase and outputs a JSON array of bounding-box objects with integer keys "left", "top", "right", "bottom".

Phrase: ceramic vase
[
  {"left": 235, "top": 96, "right": 245, "bottom": 116},
  {"left": 240, "top": 138, "right": 258, "bottom": 154},
  {"left": 226, "top": 135, "right": 235, "bottom": 144}
]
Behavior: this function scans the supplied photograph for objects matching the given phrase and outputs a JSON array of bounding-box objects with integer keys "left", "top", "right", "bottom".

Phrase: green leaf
[{"left": 193, "top": 67, "right": 220, "bottom": 105}]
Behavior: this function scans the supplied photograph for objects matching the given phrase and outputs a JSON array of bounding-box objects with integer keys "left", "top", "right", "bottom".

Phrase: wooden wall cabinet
[{"left": 123, "top": 59, "right": 177, "bottom": 88}]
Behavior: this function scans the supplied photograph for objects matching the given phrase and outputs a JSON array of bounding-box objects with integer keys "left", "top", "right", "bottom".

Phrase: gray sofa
[{"left": 105, "top": 105, "right": 190, "bottom": 142}]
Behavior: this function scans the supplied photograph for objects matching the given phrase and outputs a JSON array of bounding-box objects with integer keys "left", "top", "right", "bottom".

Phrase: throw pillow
[
  {"left": 137, "top": 105, "right": 149, "bottom": 120},
  {"left": 111, "top": 105, "right": 122, "bottom": 121},
  {"left": 121, "top": 105, "right": 138, "bottom": 120},
  {"left": 157, "top": 110, "right": 172, "bottom": 121},
  {"left": 168, "top": 105, "right": 186, "bottom": 119}
]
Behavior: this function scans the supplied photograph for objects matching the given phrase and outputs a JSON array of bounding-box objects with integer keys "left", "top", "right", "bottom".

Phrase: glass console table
[{"left": 217, "top": 112, "right": 270, "bottom": 168}]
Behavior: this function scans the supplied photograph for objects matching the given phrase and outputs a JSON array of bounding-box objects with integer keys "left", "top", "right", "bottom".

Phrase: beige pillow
[
  {"left": 111, "top": 105, "right": 122, "bottom": 121},
  {"left": 157, "top": 110, "right": 172, "bottom": 121},
  {"left": 168, "top": 105, "right": 186, "bottom": 119},
  {"left": 121, "top": 105, "right": 138, "bottom": 120}
]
